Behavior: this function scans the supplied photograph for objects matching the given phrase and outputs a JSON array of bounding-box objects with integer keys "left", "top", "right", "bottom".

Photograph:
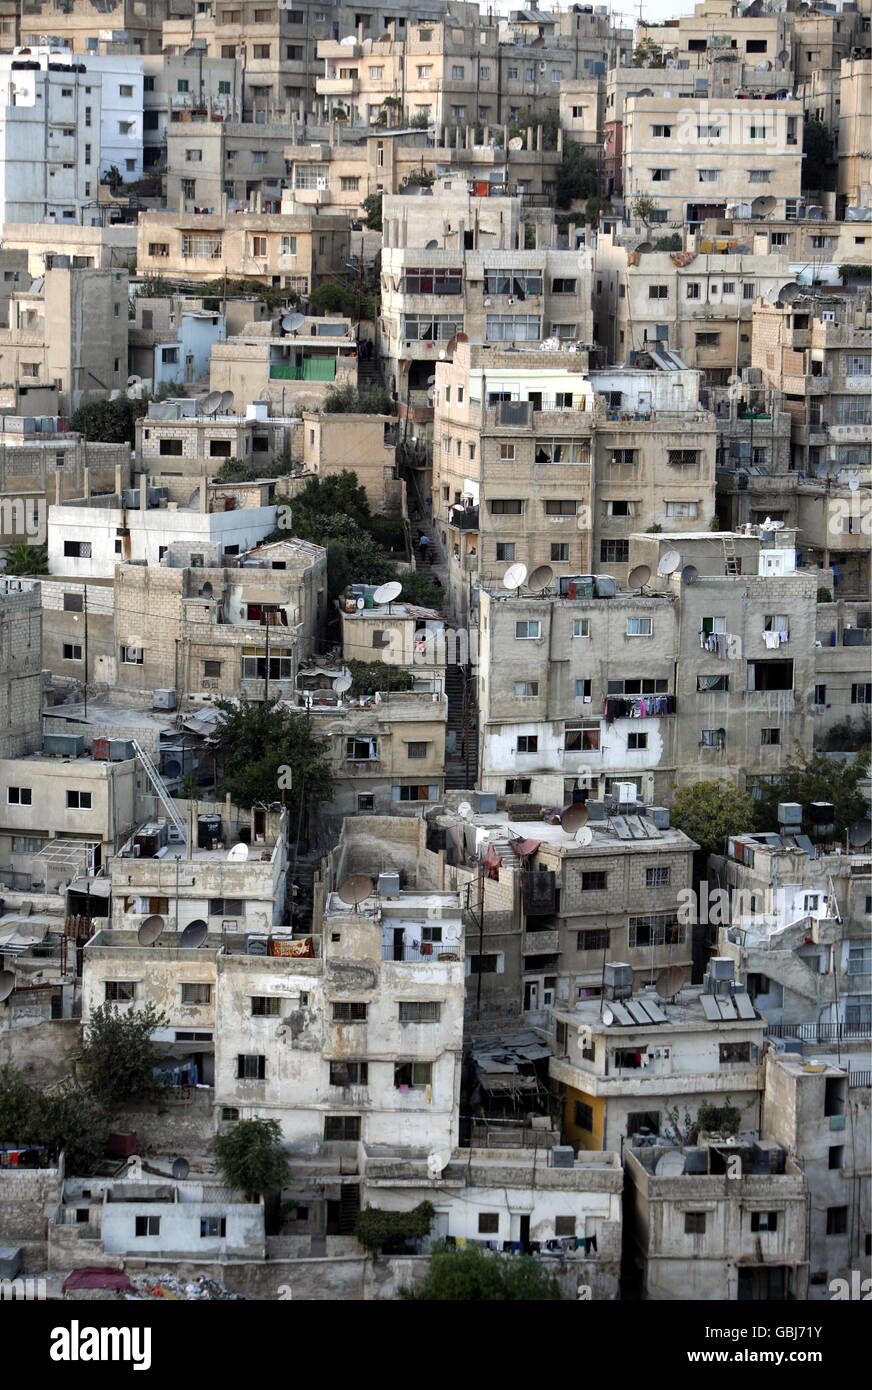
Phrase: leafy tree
[
  {"left": 355, "top": 1202, "right": 434, "bottom": 1255},
  {"left": 400, "top": 169, "right": 435, "bottom": 188},
  {"left": 211, "top": 698, "right": 334, "bottom": 814},
  {"left": 631, "top": 196, "right": 659, "bottom": 232},
  {"left": 210, "top": 1118, "right": 289, "bottom": 1201},
  {"left": 802, "top": 119, "right": 835, "bottom": 192},
  {"left": 402, "top": 1245, "right": 561, "bottom": 1300},
  {"left": 70, "top": 396, "right": 148, "bottom": 445},
  {"left": 287, "top": 471, "right": 373, "bottom": 534},
  {"left": 80, "top": 1002, "right": 170, "bottom": 1109},
  {"left": 820, "top": 714, "right": 871, "bottom": 753},
  {"left": 104, "top": 164, "right": 124, "bottom": 193},
  {"left": 134, "top": 275, "right": 175, "bottom": 300},
  {"left": 408, "top": 113, "right": 430, "bottom": 129},
  {"left": 670, "top": 780, "right": 759, "bottom": 858},
  {"left": 0, "top": 1067, "right": 108, "bottom": 1174},
  {"left": 321, "top": 384, "right": 393, "bottom": 415},
  {"left": 308, "top": 280, "right": 376, "bottom": 319},
  {"left": 362, "top": 192, "right": 383, "bottom": 231},
  {"left": 398, "top": 568, "right": 443, "bottom": 608},
  {"left": 215, "top": 456, "right": 295, "bottom": 482},
  {"left": 347, "top": 660, "right": 414, "bottom": 697},
  {"left": 323, "top": 527, "right": 398, "bottom": 602},
  {"left": 555, "top": 137, "right": 598, "bottom": 210},
  {"left": 2, "top": 543, "right": 48, "bottom": 575},
  {"left": 753, "top": 747, "right": 870, "bottom": 841}
]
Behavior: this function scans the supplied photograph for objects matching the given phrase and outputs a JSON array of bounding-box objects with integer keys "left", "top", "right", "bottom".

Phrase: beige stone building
[
  {"left": 339, "top": 598, "right": 446, "bottom": 691},
  {"left": 0, "top": 266, "right": 128, "bottom": 416},
  {"left": 136, "top": 208, "right": 351, "bottom": 290},
  {"left": 142, "top": 52, "right": 242, "bottom": 175},
  {"left": 301, "top": 411, "right": 401, "bottom": 515},
  {"left": 0, "top": 435, "right": 130, "bottom": 547},
  {"left": 165, "top": 120, "right": 291, "bottom": 214},
  {"left": 0, "top": 223, "right": 137, "bottom": 277},
  {"left": 18, "top": 0, "right": 170, "bottom": 54},
  {"left": 209, "top": 315, "right": 359, "bottom": 412},
  {"left": 135, "top": 397, "right": 298, "bottom": 470},
  {"left": 0, "top": 582, "right": 41, "bottom": 759},
  {"left": 838, "top": 57, "right": 872, "bottom": 211}
]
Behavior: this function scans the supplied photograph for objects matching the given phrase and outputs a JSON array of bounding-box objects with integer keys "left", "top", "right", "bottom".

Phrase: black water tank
[{"left": 197, "top": 814, "right": 222, "bottom": 848}]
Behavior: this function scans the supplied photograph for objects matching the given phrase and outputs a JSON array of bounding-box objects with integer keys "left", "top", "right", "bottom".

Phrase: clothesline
[{"left": 603, "top": 694, "right": 676, "bottom": 722}]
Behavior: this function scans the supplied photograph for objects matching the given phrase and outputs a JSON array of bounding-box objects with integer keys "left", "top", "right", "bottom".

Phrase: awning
[{"left": 509, "top": 838, "right": 541, "bottom": 857}]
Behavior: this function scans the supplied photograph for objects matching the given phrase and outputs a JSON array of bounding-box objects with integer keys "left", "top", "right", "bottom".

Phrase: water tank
[
  {"left": 43, "top": 733, "right": 85, "bottom": 757},
  {"left": 593, "top": 575, "right": 617, "bottom": 598},
  {"left": 709, "top": 957, "right": 735, "bottom": 981},
  {"left": 604, "top": 961, "right": 632, "bottom": 995},
  {"left": 197, "top": 814, "right": 223, "bottom": 848},
  {"left": 585, "top": 800, "right": 606, "bottom": 821},
  {"left": 843, "top": 627, "right": 867, "bottom": 646},
  {"left": 808, "top": 801, "right": 835, "bottom": 825},
  {"left": 474, "top": 791, "right": 497, "bottom": 812},
  {"left": 121, "top": 488, "right": 141, "bottom": 508},
  {"left": 152, "top": 689, "right": 177, "bottom": 710},
  {"left": 646, "top": 805, "right": 670, "bottom": 829},
  {"left": 778, "top": 802, "right": 802, "bottom": 825},
  {"left": 108, "top": 739, "right": 135, "bottom": 761},
  {"left": 684, "top": 1147, "right": 708, "bottom": 1174},
  {"left": 378, "top": 871, "right": 400, "bottom": 898},
  {"left": 550, "top": 1146, "right": 575, "bottom": 1169},
  {"left": 246, "top": 934, "right": 268, "bottom": 955}
]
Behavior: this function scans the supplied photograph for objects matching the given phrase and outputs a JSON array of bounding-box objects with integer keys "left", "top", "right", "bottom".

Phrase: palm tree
[{"left": 2, "top": 543, "right": 48, "bottom": 575}]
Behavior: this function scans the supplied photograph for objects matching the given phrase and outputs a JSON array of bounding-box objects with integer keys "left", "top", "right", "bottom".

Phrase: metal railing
[
  {"left": 765, "top": 1021, "right": 872, "bottom": 1041},
  {"left": 381, "top": 943, "right": 462, "bottom": 963},
  {"left": 849, "top": 1071, "right": 871, "bottom": 1089}
]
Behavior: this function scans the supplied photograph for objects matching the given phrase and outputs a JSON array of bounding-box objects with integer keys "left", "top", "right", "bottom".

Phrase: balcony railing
[
  {"left": 765, "top": 1021, "right": 872, "bottom": 1041},
  {"left": 447, "top": 505, "right": 479, "bottom": 531},
  {"left": 381, "top": 943, "right": 462, "bottom": 963},
  {"left": 522, "top": 929, "right": 560, "bottom": 954}
]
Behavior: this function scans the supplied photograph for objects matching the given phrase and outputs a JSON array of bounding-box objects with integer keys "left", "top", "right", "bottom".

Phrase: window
[
  {"left": 610, "top": 449, "right": 636, "bottom": 465},
  {"left": 7, "top": 786, "right": 33, "bottom": 806},
  {"left": 698, "top": 169, "right": 719, "bottom": 182},
  {"left": 578, "top": 929, "right": 609, "bottom": 951},
  {"left": 581, "top": 872, "right": 607, "bottom": 891},
  {"left": 218, "top": 81, "right": 231, "bottom": 94},
  {"left": 63, "top": 540, "right": 91, "bottom": 558},
  {"left": 626, "top": 731, "right": 649, "bottom": 751},
  {"left": 651, "top": 124, "right": 671, "bottom": 138},
  {"left": 695, "top": 333, "right": 720, "bottom": 347},
  {"left": 515, "top": 621, "right": 541, "bottom": 639},
  {"left": 851, "top": 684, "right": 871, "bottom": 704},
  {"left": 332, "top": 1002, "right": 367, "bottom": 1022},
  {"left": 719, "top": 1041, "right": 751, "bottom": 1064},
  {"left": 684, "top": 1212, "right": 706, "bottom": 1235},
  {"left": 828, "top": 1146, "right": 843, "bottom": 1170},
  {"left": 650, "top": 168, "right": 672, "bottom": 182},
  {"left": 346, "top": 737, "right": 377, "bottom": 760},
  {"left": 666, "top": 501, "right": 697, "bottom": 518},
  {"left": 251, "top": 997, "right": 281, "bottom": 1017},
  {"left": 626, "top": 617, "right": 652, "bottom": 637},
  {"left": 181, "top": 983, "right": 211, "bottom": 1005},
  {"left": 451, "top": 65, "right": 464, "bottom": 79},
  {"left": 743, "top": 283, "right": 755, "bottom": 300},
  {"left": 574, "top": 1101, "right": 594, "bottom": 1131},
  {"left": 148, "top": 243, "right": 169, "bottom": 258},
  {"left": 721, "top": 282, "right": 735, "bottom": 295},
  {"left": 748, "top": 170, "right": 771, "bottom": 183},
  {"left": 575, "top": 681, "right": 592, "bottom": 701},
  {"left": 814, "top": 684, "right": 826, "bottom": 705},
  {"left": 496, "top": 543, "right": 516, "bottom": 562},
  {"left": 397, "top": 785, "right": 437, "bottom": 802},
  {"left": 253, "top": 44, "right": 270, "bottom": 58},
  {"left": 544, "top": 499, "right": 577, "bottom": 517},
  {"left": 686, "top": 283, "right": 701, "bottom": 301},
  {"left": 667, "top": 450, "right": 698, "bottom": 467},
  {"left": 505, "top": 778, "right": 531, "bottom": 795},
  {"left": 469, "top": 955, "right": 499, "bottom": 974},
  {"left": 700, "top": 729, "right": 725, "bottom": 747},
  {"left": 517, "top": 735, "right": 538, "bottom": 753},
  {"left": 330, "top": 1061, "right": 368, "bottom": 1086},
  {"left": 66, "top": 790, "right": 92, "bottom": 810},
  {"left": 394, "top": 1061, "right": 432, "bottom": 1089},
  {"left": 251, "top": 235, "right": 267, "bottom": 257},
  {"left": 357, "top": 793, "right": 374, "bottom": 812},
  {"left": 478, "top": 1212, "right": 499, "bottom": 1234},
  {"left": 499, "top": 443, "right": 515, "bottom": 460},
  {"left": 181, "top": 234, "right": 222, "bottom": 259},
  {"left": 185, "top": 148, "right": 203, "bottom": 163},
  {"left": 340, "top": 176, "right": 360, "bottom": 192},
  {"left": 514, "top": 681, "right": 539, "bottom": 698},
  {"left": 551, "top": 278, "right": 577, "bottom": 295},
  {"left": 120, "top": 646, "right": 144, "bottom": 665},
  {"left": 535, "top": 439, "right": 589, "bottom": 464},
  {"left": 826, "top": 1207, "right": 848, "bottom": 1236},
  {"left": 750, "top": 1211, "right": 778, "bottom": 1232},
  {"left": 162, "top": 347, "right": 180, "bottom": 365},
  {"left": 281, "top": 235, "right": 297, "bottom": 256},
  {"left": 564, "top": 722, "right": 599, "bottom": 750},
  {"left": 698, "top": 674, "right": 729, "bottom": 692},
  {"left": 572, "top": 619, "right": 590, "bottom": 638},
  {"left": 324, "top": 1115, "right": 361, "bottom": 1141},
  {"left": 486, "top": 315, "right": 541, "bottom": 341},
  {"left": 761, "top": 728, "right": 781, "bottom": 746},
  {"left": 236, "top": 1055, "right": 266, "bottom": 1080},
  {"left": 628, "top": 914, "right": 684, "bottom": 947},
  {"left": 62, "top": 643, "right": 82, "bottom": 661},
  {"left": 399, "top": 1001, "right": 441, "bottom": 1023},
  {"left": 105, "top": 981, "right": 135, "bottom": 1002},
  {"left": 402, "top": 313, "right": 463, "bottom": 341},
  {"left": 135, "top": 1216, "right": 160, "bottom": 1237},
  {"left": 600, "top": 539, "right": 629, "bottom": 562},
  {"left": 208, "top": 899, "right": 244, "bottom": 917},
  {"left": 648, "top": 285, "right": 668, "bottom": 299},
  {"left": 200, "top": 1217, "right": 227, "bottom": 1238}
]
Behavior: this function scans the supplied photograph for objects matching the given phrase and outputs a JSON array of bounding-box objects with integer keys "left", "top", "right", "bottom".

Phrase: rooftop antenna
[
  {"left": 333, "top": 672, "right": 352, "bottom": 696},
  {"left": 180, "top": 919, "right": 208, "bottom": 948},
  {"left": 628, "top": 563, "right": 651, "bottom": 594},
  {"left": 137, "top": 914, "right": 165, "bottom": 946},
  {"left": 502, "top": 562, "right": 528, "bottom": 591},
  {"left": 338, "top": 874, "right": 374, "bottom": 912}
]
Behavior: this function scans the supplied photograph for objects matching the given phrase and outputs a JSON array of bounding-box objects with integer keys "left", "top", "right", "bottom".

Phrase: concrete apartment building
[
  {"left": 762, "top": 1050, "right": 870, "bottom": 1301},
  {"left": 301, "top": 411, "right": 401, "bottom": 515},
  {"left": 0, "top": 431, "right": 131, "bottom": 547},
  {"left": 0, "top": 265, "right": 128, "bottom": 417},
  {"left": 135, "top": 395, "right": 296, "bottom": 471},
  {"left": 111, "top": 536, "right": 327, "bottom": 703},
  {"left": 18, "top": 0, "right": 171, "bottom": 55},
  {"left": 129, "top": 295, "right": 226, "bottom": 388},
  {"left": 549, "top": 964, "right": 768, "bottom": 1154},
  {"left": 474, "top": 526, "right": 819, "bottom": 806},
  {"left": 0, "top": 222, "right": 137, "bottom": 275},
  {"left": 621, "top": 95, "right": 803, "bottom": 226},
  {"left": 209, "top": 315, "right": 360, "bottom": 409},
  {"left": 751, "top": 291, "right": 872, "bottom": 477},
  {"left": 136, "top": 208, "right": 351, "bottom": 290},
  {"left": 713, "top": 832, "right": 872, "bottom": 1033},
  {"left": 165, "top": 120, "right": 291, "bottom": 214},
  {"left": 339, "top": 596, "right": 447, "bottom": 689},
  {"left": 142, "top": 52, "right": 242, "bottom": 174},
  {"left": 838, "top": 56, "right": 872, "bottom": 211},
  {"left": 624, "top": 1138, "right": 808, "bottom": 1301},
  {"left": 593, "top": 233, "right": 793, "bottom": 380},
  {"left": 18, "top": 46, "right": 145, "bottom": 184},
  {"left": 0, "top": 53, "right": 102, "bottom": 225},
  {"left": 0, "top": 582, "right": 41, "bottom": 759}
]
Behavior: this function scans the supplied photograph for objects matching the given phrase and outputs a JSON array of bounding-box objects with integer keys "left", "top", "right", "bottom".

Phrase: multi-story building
[
  {"left": 23, "top": 46, "right": 145, "bottom": 185},
  {"left": 621, "top": 96, "right": 803, "bottom": 226},
  {"left": 19, "top": 0, "right": 171, "bottom": 55},
  {"left": 142, "top": 52, "right": 242, "bottom": 174},
  {"left": 136, "top": 208, "right": 351, "bottom": 289},
  {"left": 0, "top": 265, "right": 128, "bottom": 416},
  {"left": 0, "top": 53, "right": 102, "bottom": 225},
  {"left": 0, "top": 430, "right": 131, "bottom": 547},
  {"left": 838, "top": 56, "right": 872, "bottom": 212},
  {"left": 301, "top": 411, "right": 402, "bottom": 516},
  {"left": 135, "top": 395, "right": 297, "bottom": 472},
  {"left": 166, "top": 120, "right": 291, "bottom": 214},
  {"left": 129, "top": 295, "right": 226, "bottom": 389},
  {"left": 0, "top": 582, "right": 41, "bottom": 759},
  {"left": 623, "top": 1137, "right": 808, "bottom": 1301},
  {"left": 0, "top": 222, "right": 137, "bottom": 275},
  {"left": 209, "top": 314, "right": 360, "bottom": 409}
]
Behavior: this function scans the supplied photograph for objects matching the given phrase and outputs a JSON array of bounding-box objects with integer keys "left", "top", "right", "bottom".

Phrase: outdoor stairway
[{"left": 444, "top": 663, "right": 478, "bottom": 790}]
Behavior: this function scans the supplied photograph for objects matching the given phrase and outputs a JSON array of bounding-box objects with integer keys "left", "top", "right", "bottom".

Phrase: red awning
[
  {"left": 63, "top": 1267, "right": 135, "bottom": 1292},
  {"left": 510, "top": 838, "right": 541, "bottom": 857}
]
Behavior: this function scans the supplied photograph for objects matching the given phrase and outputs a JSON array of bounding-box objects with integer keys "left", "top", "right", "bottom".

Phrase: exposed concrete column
[
  {"left": 526, "top": 125, "right": 533, "bottom": 151},
  {"left": 139, "top": 474, "right": 148, "bottom": 510},
  {"left": 557, "top": 126, "right": 563, "bottom": 154},
  {"left": 465, "top": 125, "right": 472, "bottom": 149},
  {"left": 536, "top": 124, "right": 542, "bottom": 152},
  {"left": 83, "top": 465, "right": 91, "bottom": 500},
  {"left": 114, "top": 462, "right": 124, "bottom": 495},
  {"left": 199, "top": 477, "right": 208, "bottom": 512}
]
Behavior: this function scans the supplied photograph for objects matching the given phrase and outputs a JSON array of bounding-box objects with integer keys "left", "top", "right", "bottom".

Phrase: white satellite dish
[
  {"left": 508, "top": 136, "right": 524, "bottom": 151},
  {"left": 657, "top": 549, "right": 681, "bottom": 576},
  {"left": 654, "top": 1150, "right": 686, "bottom": 1176},
  {"left": 201, "top": 391, "right": 222, "bottom": 416},
  {"left": 281, "top": 311, "right": 306, "bottom": 334},
  {"left": 458, "top": 801, "right": 472, "bottom": 818},
  {"left": 502, "top": 562, "right": 528, "bottom": 591},
  {"left": 848, "top": 477, "right": 860, "bottom": 492},
  {"left": 355, "top": 596, "right": 365, "bottom": 610},
  {"left": 373, "top": 580, "right": 403, "bottom": 605},
  {"left": 0, "top": 970, "right": 15, "bottom": 1002},
  {"left": 227, "top": 843, "right": 249, "bottom": 862},
  {"left": 219, "top": 390, "right": 234, "bottom": 412},
  {"left": 602, "top": 1007, "right": 614, "bottom": 1026},
  {"left": 333, "top": 672, "right": 352, "bottom": 693},
  {"left": 575, "top": 824, "right": 593, "bottom": 846}
]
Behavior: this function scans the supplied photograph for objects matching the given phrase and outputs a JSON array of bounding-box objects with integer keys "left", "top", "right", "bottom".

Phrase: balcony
[
  {"left": 446, "top": 505, "right": 479, "bottom": 531},
  {"left": 522, "top": 929, "right": 560, "bottom": 955},
  {"left": 804, "top": 375, "right": 832, "bottom": 394},
  {"left": 380, "top": 943, "right": 462, "bottom": 963}
]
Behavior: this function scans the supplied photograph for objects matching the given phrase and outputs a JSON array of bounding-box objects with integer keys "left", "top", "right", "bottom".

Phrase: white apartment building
[{"left": 0, "top": 54, "right": 102, "bottom": 224}]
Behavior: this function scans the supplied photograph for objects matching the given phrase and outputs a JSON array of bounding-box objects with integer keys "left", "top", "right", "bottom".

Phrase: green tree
[
  {"left": 362, "top": 192, "right": 383, "bottom": 231},
  {"left": 70, "top": 396, "right": 148, "bottom": 445},
  {"left": 555, "top": 137, "right": 598, "bottom": 210},
  {"left": 288, "top": 471, "right": 373, "bottom": 533},
  {"left": 347, "top": 660, "right": 415, "bottom": 697},
  {"left": 754, "top": 747, "right": 870, "bottom": 841},
  {"left": 398, "top": 568, "right": 443, "bottom": 608},
  {"left": 211, "top": 698, "right": 334, "bottom": 814},
  {"left": 80, "top": 1002, "right": 170, "bottom": 1109},
  {"left": 802, "top": 119, "right": 835, "bottom": 192},
  {"left": 210, "top": 1118, "right": 289, "bottom": 1201},
  {"left": 308, "top": 281, "right": 361, "bottom": 318},
  {"left": 2, "top": 543, "right": 48, "bottom": 575},
  {"left": 632, "top": 196, "right": 660, "bottom": 232},
  {"left": 670, "top": 780, "right": 759, "bottom": 858},
  {"left": 0, "top": 1067, "right": 108, "bottom": 1174},
  {"left": 402, "top": 1245, "right": 561, "bottom": 1300},
  {"left": 321, "top": 384, "right": 393, "bottom": 415}
]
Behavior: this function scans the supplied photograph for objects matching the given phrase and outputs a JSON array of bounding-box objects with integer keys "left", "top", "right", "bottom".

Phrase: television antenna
[
  {"left": 849, "top": 817, "right": 871, "bottom": 848},
  {"left": 219, "top": 390, "right": 234, "bottom": 413},
  {"left": 172, "top": 1157, "right": 190, "bottom": 1180},
  {"left": 333, "top": 672, "right": 352, "bottom": 694},
  {"left": 575, "top": 824, "right": 593, "bottom": 847}
]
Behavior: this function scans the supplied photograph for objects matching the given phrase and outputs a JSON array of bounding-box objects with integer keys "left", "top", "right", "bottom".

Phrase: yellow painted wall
[{"left": 563, "top": 1084, "right": 605, "bottom": 1151}]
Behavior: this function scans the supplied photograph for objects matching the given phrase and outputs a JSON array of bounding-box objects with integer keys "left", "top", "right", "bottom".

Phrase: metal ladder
[
  {"left": 131, "top": 739, "right": 187, "bottom": 844},
  {"left": 722, "top": 535, "right": 740, "bottom": 575}
]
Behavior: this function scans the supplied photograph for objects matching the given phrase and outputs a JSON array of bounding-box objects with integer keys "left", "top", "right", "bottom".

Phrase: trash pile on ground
[{"left": 125, "top": 1273, "right": 245, "bottom": 1300}]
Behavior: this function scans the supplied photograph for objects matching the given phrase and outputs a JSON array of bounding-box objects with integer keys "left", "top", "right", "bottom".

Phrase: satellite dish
[
  {"left": 656, "top": 965, "right": 686, "bottom": 999},
  {"left": 138, "top": 914, "right": 165, "bottom": 946},
  {"left": 355, "top": 596, "right": 365, "bottom": 610},
  {"left": 602, "top": 1007, "right": 614, "bottom": 1026},
  {"left": 561, "top": 803, "right": 589, "bottom": 833},
  {"left": 528, "top": 563, "right": 554, "bottom": 590},
  {"left": 576, "top": 824, "right": 593, "bottom": 847},
  {"left": 628, "top": 564, "right": 651, "bottom": 590},
  {"left": 458, "top": 801, "right": 472, "bottom": 818},
  {"left": 502, "top": 562, "right": 528, "bottom": 591},
  {"left": 338, "top": 873, "right": 374, "bottom": 905},
  {"left": 227, "top": 843, "right": 249, "bottom": 862},
  {"left": 180, "top": 919, "right": 208, "bottom": 948},
  {"left": 848, "top": 477, "right": 860, "bottom": 493},
  {"left": 849, "top": 817, "right": 872, "bottom": 847},
  {"left": 654, "top": 1150, "right": 686, "bottom": 1176},
  {"left": 657, "top": 549, "right": 681, "bottom": 576},
  {"left": 425, "top": 239, "right": 439, "bottom": 249},
  {"left": 172, "top": 1157, "right": 190, "bottom": 1180},
  {"left": 219, "top": 390, "right": 234, "bottom": 412},
  {"left": 681, "top": 564, "right": 699, "bottom": 585},
  {"left": 0, "top": 970, "right": 14, "bottom": 1002},
  {"left": 333, "top": 673, "right": 352, "bottom": 694},
  {"left": 281, "top": 311, "right": 306, "bottom": 333},
  {"left": 201, "top": 391, "right": 222, "bottom": 416},
  {"left": 508, "top": 136, "right": 524, "bottom": 150},
  {"left": 373, "top": 580, "right": 403, "bottom": 605}
]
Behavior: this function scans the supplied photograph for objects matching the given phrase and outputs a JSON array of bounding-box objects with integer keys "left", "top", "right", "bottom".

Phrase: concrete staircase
[{"left": 444, "top": 663, "right": 478, "bottom": 790}]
